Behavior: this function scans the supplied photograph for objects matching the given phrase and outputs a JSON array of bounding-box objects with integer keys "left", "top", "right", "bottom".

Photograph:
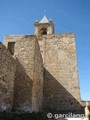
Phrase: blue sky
[{"left": 0, "top": 0, "right": 90, "bottom": 101}]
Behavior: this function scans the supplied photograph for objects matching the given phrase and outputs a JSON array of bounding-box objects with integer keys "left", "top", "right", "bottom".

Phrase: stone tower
[
  {"left": 34, "top": 15, "right": 54, "bottom": 38},
  {"left": 0, "top": 15, "right": 83, "bottom": 113},
  {"left": 34, "top": 15, "right": 82, "bottom": 112}
]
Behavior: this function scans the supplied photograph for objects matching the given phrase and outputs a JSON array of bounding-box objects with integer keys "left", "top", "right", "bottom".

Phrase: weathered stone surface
[
  {"left": 2, "top": 32, "right": 82, "bottom": 113},
  {"left": 0, "top": 42, "right": 16, "bottom": 112},
  {"left": 32, "top": 39, "right": 44, "bottom": 112},
  {"left": 38, "top": 33, "right": 82, "bottom": 112},
  {"left": 4, "top": 35, "right": 44, "bottom": 112},
  {"left": 1, "top": 17, "right": 84, "bottom": 113},
  {"left": 3, "top": 32, "right": 82, "bottom": 113}
]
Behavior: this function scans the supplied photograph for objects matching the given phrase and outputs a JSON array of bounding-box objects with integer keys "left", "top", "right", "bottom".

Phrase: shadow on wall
[
  {"left": 12, "top": 58, "right": 84, "bottom": 114},
  {"left": 13, "top": 58, "right": 33, "bottom": 112},
  {"left": 43, "top": 68, "right": 84, "bottom": 114}
]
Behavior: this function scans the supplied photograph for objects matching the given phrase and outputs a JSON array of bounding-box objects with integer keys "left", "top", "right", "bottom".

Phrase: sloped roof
[{"left": 39, "top": 15, "right": 49, "bottom": 23}]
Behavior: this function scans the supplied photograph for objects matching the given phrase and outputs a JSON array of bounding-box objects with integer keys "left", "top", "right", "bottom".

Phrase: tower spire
[{"left": 39, "top": 14, "right": 49, "bottom": 23}]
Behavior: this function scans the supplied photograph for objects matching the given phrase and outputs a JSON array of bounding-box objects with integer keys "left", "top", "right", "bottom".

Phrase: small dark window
[
  {"left": 8, "top": 42, "right": 15, "bottom": 55},
  {"left": 40, "top": 28, "right": 47, "bottom": 35}
]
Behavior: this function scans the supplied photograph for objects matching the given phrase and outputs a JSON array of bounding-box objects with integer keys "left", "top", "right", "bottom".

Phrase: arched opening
[{"left": 40, "top": 28, "right": 47, "bottom": 35}]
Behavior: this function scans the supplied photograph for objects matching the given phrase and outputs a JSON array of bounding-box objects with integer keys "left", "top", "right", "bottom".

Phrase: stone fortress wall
[
  {"left": 38, "top": 33, "right": 82, "bottom": 112},
  {"left": 0, "top": 35, "right": 44, "bottom": 112},
  {"left": 0, "top": 15, "right": 87, "bottom": 113},
  {"left": 0, "top": 42, "right": 16, "bottom": 112},
  {"left": 2, "top": 32, "right": 82, "bottom": 113}
]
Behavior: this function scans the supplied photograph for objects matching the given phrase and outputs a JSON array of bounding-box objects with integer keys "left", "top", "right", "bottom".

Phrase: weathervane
[{"left": 44, "top": 10, "right": 46, "bottom": 16}]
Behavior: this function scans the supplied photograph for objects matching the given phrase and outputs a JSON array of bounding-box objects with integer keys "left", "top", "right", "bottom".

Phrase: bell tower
[{"left": 34, "top": 15, "right": 54, "bottom": 38}]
